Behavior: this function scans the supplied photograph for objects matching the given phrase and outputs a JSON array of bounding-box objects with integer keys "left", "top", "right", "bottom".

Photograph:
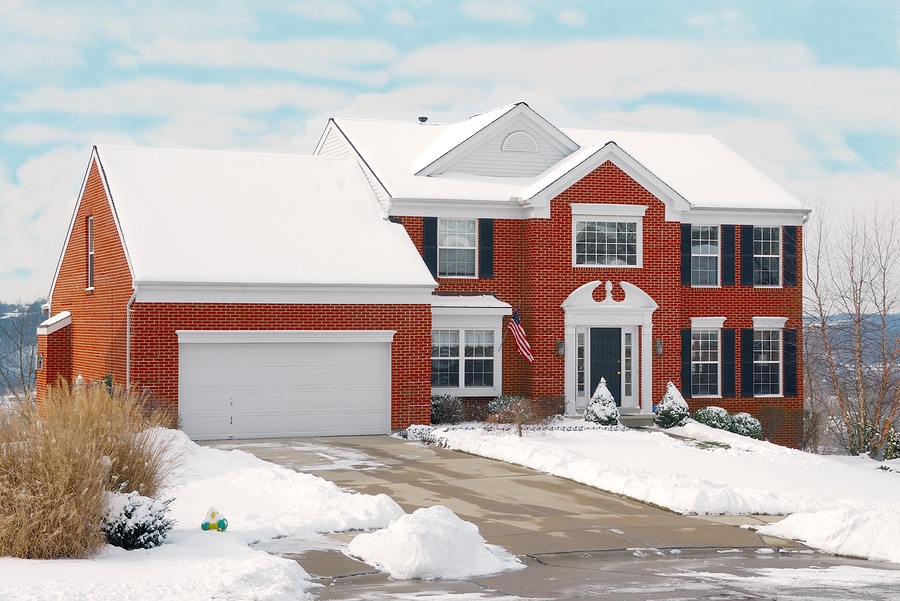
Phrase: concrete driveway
[{"left": 208, "top": 435, "right": 900, "bottom": 600}]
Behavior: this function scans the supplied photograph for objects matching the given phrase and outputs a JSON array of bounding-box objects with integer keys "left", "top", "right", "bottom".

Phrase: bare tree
[
  {"left": 804, "top": 202, "right": 900, "bottom": 456},
  {"left": 0, "top": 298, "right": 43, "bottom": 402}
]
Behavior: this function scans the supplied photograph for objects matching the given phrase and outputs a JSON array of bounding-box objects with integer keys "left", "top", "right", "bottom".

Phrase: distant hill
[{"left": 0, "top": 299, "right": 45, "bottom": 395}]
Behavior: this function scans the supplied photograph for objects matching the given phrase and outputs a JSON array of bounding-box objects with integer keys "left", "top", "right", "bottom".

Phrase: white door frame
[{"left": 562, "top": 281, "right": 658, "bottom": 415}]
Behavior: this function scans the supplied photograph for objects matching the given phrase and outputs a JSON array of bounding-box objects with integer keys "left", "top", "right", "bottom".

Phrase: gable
[
  {"left": 315, "top": 121, "right": 391, "bottom": 211},
  {"left": 436, "top": 121, "right": 570, "bottom": 178}
]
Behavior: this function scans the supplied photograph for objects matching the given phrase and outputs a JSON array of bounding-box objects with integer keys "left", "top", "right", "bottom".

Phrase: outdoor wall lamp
[
  {"left": 654, "top": 338, "right": 664, "bottom": 356},
  {"left": 555, "top": 339, "right": 565, "bottom": 356}
]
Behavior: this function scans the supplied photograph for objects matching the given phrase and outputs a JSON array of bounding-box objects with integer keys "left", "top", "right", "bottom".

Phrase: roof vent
[
  {"left": 418, "top": 116, "right": 428, "bottom": 123},
  {"left": 502, "top": 131, "right": 538, "bottom": 152}
]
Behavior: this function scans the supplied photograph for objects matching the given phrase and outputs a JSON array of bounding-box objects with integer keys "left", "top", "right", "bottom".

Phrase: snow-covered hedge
[
  {"left": 691, "top": 406, "right": 734, "bottom": 431},
  {"left": 584, "top": 378, "right": 619, "bottom": 426},
  {"left": 730, "top": 412, "right": 763, "bottom": 439},
  {"left": 654, "top": 382, "right": 689, "bottom": 429},
  {"left": 885, "top": 429, "right": 900, "bottom": 461},
  {"left": 431, "top": 395, "right": 463, "bottom": 425},
  {"left": 102, "top": 491, "right": 175, "bottom": 550}
]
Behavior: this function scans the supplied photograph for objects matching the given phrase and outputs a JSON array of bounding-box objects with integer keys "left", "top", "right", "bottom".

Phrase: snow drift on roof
[{"left": 94, "top": 145, "right": 435, "bottom": 288}]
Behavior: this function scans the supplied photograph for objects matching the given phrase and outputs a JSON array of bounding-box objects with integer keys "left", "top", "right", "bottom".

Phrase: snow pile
[
  {"left": 0, "top": 429, "right": 405, "bottom": 601},
  {"left": 432, "top": 419, "right": 900, "bottom": 563},
  {"left": 346, "top": 505, "right": 522, "bottom": 579}
]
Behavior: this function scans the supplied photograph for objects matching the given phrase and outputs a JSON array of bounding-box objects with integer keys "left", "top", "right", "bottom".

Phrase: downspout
[{"left": 126, "top": 289, "right": 137, "bottom": 389}]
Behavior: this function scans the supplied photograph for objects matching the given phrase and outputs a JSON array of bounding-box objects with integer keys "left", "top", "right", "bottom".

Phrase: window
[
  {"left": 438, "top": 219, "right": 476, "bottom": 277},
  {"left": 431, "top": 329, "right": 495, "bottom": 389},
  {"left": 753, "top": 329, "right": 782, "bottom": 396},
  {"left": 576, "top": 332, "right": 586, "bottom": 397},
  {"left": 86, "top": 215, "right": 95, "bottom": 289},
  {"left": 753, "top": 226, "right": 781, "bottom": 286},
  {"left": 691, "top": 226, "right": 719, "bottom": 286},
  {"left": 575, "top": 221, "right": 638, "bottom": 266},
  {"left": 623, "top": 331, "right": 634, "bottom": 397},
  {"left": 691, "top": 329, "right": 720, "bottom": 396}
]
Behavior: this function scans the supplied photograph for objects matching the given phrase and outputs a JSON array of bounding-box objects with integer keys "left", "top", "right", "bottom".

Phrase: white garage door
[{"left": 177, "top": 330, "right": 394, "bottom": 440}]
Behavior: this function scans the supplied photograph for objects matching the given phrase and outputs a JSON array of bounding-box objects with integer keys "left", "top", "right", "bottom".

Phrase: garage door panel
[{"left": 179, "top": 333, "right": 392, "bottom": 439}]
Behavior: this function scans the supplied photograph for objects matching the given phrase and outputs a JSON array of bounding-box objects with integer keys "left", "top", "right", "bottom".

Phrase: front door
[{"left": 590, "top": 327, "right": 621, "bottom": 406}]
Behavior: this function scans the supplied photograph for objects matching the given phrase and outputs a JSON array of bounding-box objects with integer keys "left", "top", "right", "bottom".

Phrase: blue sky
[{"left": 0, "top": 0, "right": 897, "bottom": 302}]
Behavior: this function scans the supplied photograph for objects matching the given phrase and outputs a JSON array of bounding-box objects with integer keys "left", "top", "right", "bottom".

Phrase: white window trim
[
  {"left": 571, "top": 204, "right": 646, "bottom": 269},
  {"left": 753, "top": 226, "right": 782, "bottom": 289},
  {"left": 431, "top": 327, "right": 501, "bottom": 397},
  {"left": 752, "top": 317, "right": 787, "bottom": 398},
  {"left": 690, "top": 321, "right": 723, "bottom": 398},
  {"left": 431, "top": 300, "right": 509, "bottom": 397},
  {"left": 690, "top": 225, "right": 720, "bottom": 288},
  {"left": 437, "top": 218, "right": 478, "bottom": 279}
]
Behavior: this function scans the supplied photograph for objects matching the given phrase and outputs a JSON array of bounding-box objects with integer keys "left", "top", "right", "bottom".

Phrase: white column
[
  {"left": 641, "top": 321, "right": 653, "bottom": 413},
  {"left": 564, "top": 323, "right": 577, "bottom": 415}
]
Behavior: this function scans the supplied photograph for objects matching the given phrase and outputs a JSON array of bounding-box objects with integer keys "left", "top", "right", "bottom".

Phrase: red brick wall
[
  {"left": 128, "top": 302, "right": 432, "bottom": 430},
  {"left": 35, "top": 324, "right": 72, "bottom": 403},
  {"left": 43, "top": 159, "right": 134, "bottom": 395},
  {"left": 399, "top": 160, "right": 804, "bottom": 446}
]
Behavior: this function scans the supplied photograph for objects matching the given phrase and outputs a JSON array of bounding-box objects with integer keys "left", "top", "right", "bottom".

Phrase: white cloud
[
  {"left": 688, "top": 9, "right": 753, "bottom": 36},
  {"left": 282, "top": 0, "right": 363, "bottom": 24},
  {"left": 0, "top": 147, "right": 85, "bottom": 301},
  {"left": 556, "top": 9, "right": 586, "bottom": 28},
  {"left": 459, "top": 0, "right": 532, "bottom": 25},
  {"left": 387, "top": 9, "right": 416, "bottom": 27}
]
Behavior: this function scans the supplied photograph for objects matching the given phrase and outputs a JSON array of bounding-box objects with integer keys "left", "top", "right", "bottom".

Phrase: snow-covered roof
[
  {"left": 328, "top": 105, "right": 808, "bottom": 220},
  {"left": 431, "top": 294, "right": 511, "bottom": 311},
  {"left": 93, "top": 145, "right": 436, "bottom": 293}
]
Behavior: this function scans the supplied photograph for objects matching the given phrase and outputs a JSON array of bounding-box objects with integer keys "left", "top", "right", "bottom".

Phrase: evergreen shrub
[
  {"left": 692, "top": 406, "right": 734, "bottom": 431},
  {"left": 584, "top": 378, "right": 619, "bottom": 426},
  {"left": 430, "top": 394, "right": 463, "bottom": 424},
  {"left": 654, "top": 381, "right": 689, "bottom": 429},
  {"left": 103, "top": 491, "right": 175, "bottom": 550},
  {"left": 730, "top": 412, "right": 763, "bottom": 439}
]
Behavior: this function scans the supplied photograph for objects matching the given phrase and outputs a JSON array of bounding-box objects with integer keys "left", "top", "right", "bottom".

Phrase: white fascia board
[
  {"left": 177, "top": 329, "right": 396, "bottom": 344},
  {"left": 681, "top": 207, "right": 809, "bottom": 227},
  {"left": 134, "top": 282, "right": 436, "bottom": 305},
  {"left": 389, "top": 198, "right": 532, "bottom": 219},
  {"left": 528, "top": 143, "right": 692, "bottom": 221},
  {"left": 37, "top": 311, "right": 72, "bottom": 335}
]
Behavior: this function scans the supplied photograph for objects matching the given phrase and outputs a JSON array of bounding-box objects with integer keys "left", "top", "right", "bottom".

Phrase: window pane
[
  {"left": 431, "top": 330, "right": 459, "bottom": 387},
  {"left": 753, "top": 329, "right": 781, "bottom": 395},
  {"left": 691, "top": 329, "right": 719, "bottom": 396},
  {"left": 438, "top": 219, "right": 477, "bottom": 277},
  {"left": 464, "top": 330, "right": 493, "bottom": 387},
  {"left": 753, "top": 227, "right": 781, "bottom": 286},
  {"left": 575, "top": 220, "right": 638, "bottom": 266},
  {"left": 691, "top": 225, "right": 719, "bottom": 286}
]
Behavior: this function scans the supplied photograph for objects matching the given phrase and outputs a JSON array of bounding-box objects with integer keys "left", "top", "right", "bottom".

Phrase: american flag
[{"left": 508, "top": 308, "right": 534, "bottom": 363}]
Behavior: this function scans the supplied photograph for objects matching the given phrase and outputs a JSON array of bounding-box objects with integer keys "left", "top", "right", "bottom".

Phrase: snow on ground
[
  {"left": 430, "top": 419, "right": 900, "bottom": 563},
  {"left": 346, "top": 505, "right": 522, "bottom": 580},
  {"left": 0, "top": 429, "right": 514, "bottom": 601}
]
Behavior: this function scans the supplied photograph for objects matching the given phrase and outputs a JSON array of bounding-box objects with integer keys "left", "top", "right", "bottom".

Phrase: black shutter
[
  {"left": 478, "top": 218, "right": 494, "bottom": 279},
  {"left": 721, "top": 225, "right": 735, "bottom": 286},
  {"left": 388, "top": 216, "right": 403, "bottom": 224},
  {"left": 741, "top": 328, "right": 755, "bottom": 398},
  {"left": 783, "top": 225, "right": 797, "bottom": 287},
  {"left": 681, "top": 328, "right": 692, "bottom": 398},
  {"left": 681, "top": 224, "right": 692, "bottom": 286},
  {"left": 722, "top": 328, "right": 735, "bottom": 398},
  {"left": 423, "top": 217, "right": 438, "bottom": 277},
  {"left": 741, "top": 225, "right": 754, "bottom": 286},
  {"left": 783, "top": 328, "right": 798, "bottom": 397}
]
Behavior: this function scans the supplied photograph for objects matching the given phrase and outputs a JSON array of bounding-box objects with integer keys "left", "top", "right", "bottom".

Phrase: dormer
[{"left": 416, "top": 103, "right": 580, "bottom": 179}]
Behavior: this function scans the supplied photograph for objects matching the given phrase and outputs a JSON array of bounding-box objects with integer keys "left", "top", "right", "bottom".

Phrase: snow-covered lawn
[
  {"left": 0, "top": 430, "right": 519, "bottom": 601},
  {"left": 431, "top": 420, "right": 900, "bottom": 563}
]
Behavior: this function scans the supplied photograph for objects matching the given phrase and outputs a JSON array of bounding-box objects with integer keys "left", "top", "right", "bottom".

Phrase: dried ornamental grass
[{"left": 0, "top": 383, "right": 181, "bottom": 559}]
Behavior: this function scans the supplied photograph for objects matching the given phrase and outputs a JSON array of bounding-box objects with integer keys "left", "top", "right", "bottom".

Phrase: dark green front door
[{"left": 590, "top": 328, "right": 621, "bottom": 406}]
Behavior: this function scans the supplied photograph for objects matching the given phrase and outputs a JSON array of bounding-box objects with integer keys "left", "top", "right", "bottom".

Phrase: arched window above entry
[{"left": 501, "top": 131, "right": 539, "bottom": 153}]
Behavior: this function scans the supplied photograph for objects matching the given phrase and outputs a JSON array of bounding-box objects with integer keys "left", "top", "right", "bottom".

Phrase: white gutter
[{"left": 125, "top": 289, "right": 137, "bottom": 389}]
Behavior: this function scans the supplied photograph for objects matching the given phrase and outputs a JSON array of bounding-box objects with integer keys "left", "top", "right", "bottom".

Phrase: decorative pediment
[{"left": 562, "top": 281, "right": 658, "bottom": 315}]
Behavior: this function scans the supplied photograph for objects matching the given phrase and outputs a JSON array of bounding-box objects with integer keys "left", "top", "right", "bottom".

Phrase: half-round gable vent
[{"left": 501, "top": 131, "right": 539, "bottom": 153}]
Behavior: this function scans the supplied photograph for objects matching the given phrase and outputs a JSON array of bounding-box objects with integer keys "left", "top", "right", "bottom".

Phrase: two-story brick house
[
  {"left": 315, "top": 102, "right": 808, "bottom": 445},
  {"left": 37, "top": 102, "right": 808, "bottom": 445}
]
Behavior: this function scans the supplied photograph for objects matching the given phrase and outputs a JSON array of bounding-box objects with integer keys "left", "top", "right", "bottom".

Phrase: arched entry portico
[{"left": 562, "top": 281, "right": 658, "bottom": 415}]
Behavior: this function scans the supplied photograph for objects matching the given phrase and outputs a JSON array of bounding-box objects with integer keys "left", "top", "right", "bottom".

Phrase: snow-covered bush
[
  {"left": 488, "top": 395, "right": 525, "bottom": 415},
  {"left": 692, "top": 406, "right": 734, "bottom": 431},
  {"left": 103, "top": 491, "right": 175, "bottom": 550},
  {"left": 730, "top": 412, "right": 763, "bottom": 439},
  {"left": 885, "top": 429, "right": 900, "bottom": 461},
  {"left": 431, "top": 395, "right": 463, "bottom": 425},
  {"left": 584, "top": 378, "right": 619, "bottom": 426},
  {"left": 654, "top": 381, "right": 689, "bottom": 428}
]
